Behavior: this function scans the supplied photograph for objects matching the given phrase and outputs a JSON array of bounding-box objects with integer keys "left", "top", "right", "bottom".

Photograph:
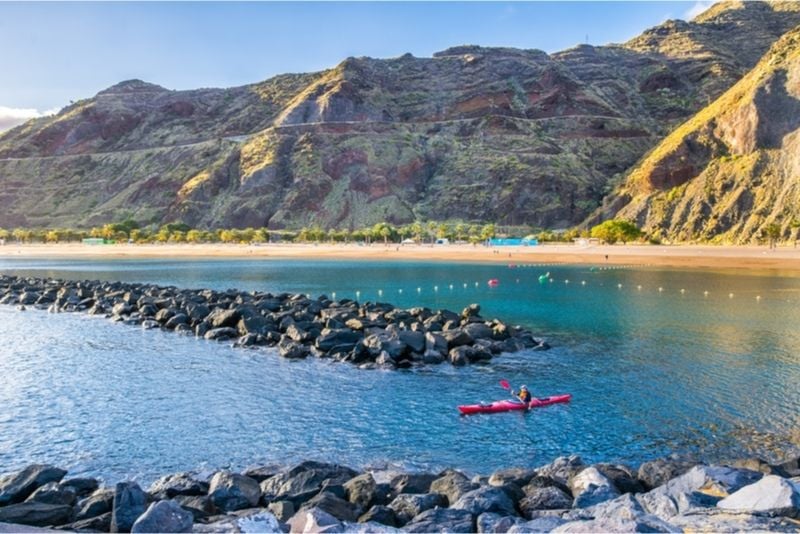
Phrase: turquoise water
[{"left": 1, "top": 258, "right": 799, "bottom": 483}]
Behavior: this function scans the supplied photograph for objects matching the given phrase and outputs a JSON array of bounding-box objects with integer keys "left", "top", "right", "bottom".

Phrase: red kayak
[{"left": 458, "top": 394, "right": 572, "bottom": 415}]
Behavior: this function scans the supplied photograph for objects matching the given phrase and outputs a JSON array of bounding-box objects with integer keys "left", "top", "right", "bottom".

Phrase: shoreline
[
  {"left": 0, "top": 452, "right": 798, "bottom": 532},
  {"left": 1, "top": 242, "right": 800, "bottom": 273}
]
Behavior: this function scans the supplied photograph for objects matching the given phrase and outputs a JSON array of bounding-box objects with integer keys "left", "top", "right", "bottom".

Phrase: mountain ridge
[
  {"left": 598, "top": 24, "right": 800, "bottom": 243},
  {"left": 1, "top": 1, "right": 799, "bottom": 235}
]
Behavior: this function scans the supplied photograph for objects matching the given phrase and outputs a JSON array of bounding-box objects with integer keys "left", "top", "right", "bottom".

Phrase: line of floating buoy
[{"left": 340, "top": 278, "right": 781, "bottom": 305}]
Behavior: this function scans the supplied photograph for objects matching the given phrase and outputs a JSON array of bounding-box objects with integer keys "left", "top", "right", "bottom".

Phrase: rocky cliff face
[
  {"left": 1, "top": 1, "right": 799, "bottom": 232},
  {"left": 602, "top": 25, "right": 800, "bottom": 244}
]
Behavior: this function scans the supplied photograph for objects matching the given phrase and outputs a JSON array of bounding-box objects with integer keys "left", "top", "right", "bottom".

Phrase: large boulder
[
  {"left": 388, "top": 493, "right": 446, "bottom": 525},
  {"left": 509, "top": 516, "right": 568, "bottom": 532},
  {"left": 0, "top": 464, "right": 67, "bottom": 505},
  {"left": 208, "top": 471, "right": 261, "bottom": 512},
  {"left": 278, "top": 337, "right": 310, "bottom": 359},
  {"left": 476, "top": 512, "right": 526, "bottom": 533},
  {"left": 66, "top": 511, "right": 113, "bottom": 532},
  {"left": 594, "top": 463, "right": 645, "bottom": 495},
  {"left": 207, "top": 308, "right": 241, "bottom": 328},
  {"left": 522, "top": 475, "right": 571, "bottom": 496},
  {"left": 0, "top": 502, "right": 72, "bottom": 527},
  {"left": 358, "top": 505, "right": 398, "bottom": 527},
  {"left": 173, "top": 494, "right": 214, "bottom": 521},
  {"left": 130, "top": 500, "right": 193, "bottom": 533},
  {"left": 267, "top": 500, "right": 295, "bottom": 522},
  {"left": 193, "top": 509, "right": 283, "bottom": 533},
  {"left": 668, "top": 509, "right": 800, "bottom": 532},
  {"left": 637, "top": 456, "right": 695, "bottom": 490},
  {"left": 111, "top": 481, "right": 149, "bottom": 533},
  {"left": 300, "top": 491, "right": 360, "bottom": 522},
  {"left": 448, "top": 346, "right": 472, "bottom": 366},
  {"left": 24, "top": 482, "right": 77, "bottom": 506},
  {"left": 287, "top": 507, "right": 343, "bottom": 533},
  {"left": 443, "top": 329, "right": 473, "bottom": 349},
  {"left": 717, "top": 475, "right": 800, "bottom": 517},
  {"left": 565, "top": 493, "right": 679, "bottom": 533},
  {"left": 519, "top": 486, "right": 573, "bottom": 517},
  {"left": 60, "top": 477, "right": 99, "bottom": 497},
  {"left": 401, "top": 507, "right": 475, "bottom": 533},
  {"left": 238, "top": 315, "right": 272, "bottom": 336},
  {"left": 535, "top": 456, "right": 585, "bottom": 486},
  {"left": 74, "top": 488, "right": 115, "bottom": 520},
  {"left": 345, "top": 473, "right": 380, "bottom": 509},
  {"left": 316, "top": 329, "right": 363, "bottom": 352},
  {"left": 776, "top": 455, "right": 800, "bottom": 477},
  {"left": 148, "top": 472, "right": 208, "bottom": 499},
  {"left": 260, "top": 462, "right": 358, "bottom": 506},
  {"left": 389, "top": 473, "right": 437, "bottom": 496},
  {"left": 463, "top": 323, "right": 493, "bottom": 341},
  {"left": 397, "top": 331, "right": 425, "bottom": 353},
  {"left": 637, "top": 465, "right": 762, "bottom": 520},
  {"left": 429, "top": 472, "right": 478, "bottom": 505},
  {"left": 568, "top": 467, "right": 620, "bottom": 508},
  {"left": 451, "top": 486, "right": 516, "bottom": 517},
  {"left": 204, "top": 327, "right": 239, "bottom": 341},
  {"left": 488, "top": 468, "right": 536, "bottom": 489}
]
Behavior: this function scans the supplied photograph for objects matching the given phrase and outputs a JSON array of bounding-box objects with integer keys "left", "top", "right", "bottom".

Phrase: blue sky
[{"left": 0, "top": 1, "right": 714, "bottom": 130}]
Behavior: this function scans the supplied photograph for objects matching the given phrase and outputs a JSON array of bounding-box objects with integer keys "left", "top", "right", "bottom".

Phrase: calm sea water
[{"left": 1, "top": 257, "right": 799, "bottom": 484}]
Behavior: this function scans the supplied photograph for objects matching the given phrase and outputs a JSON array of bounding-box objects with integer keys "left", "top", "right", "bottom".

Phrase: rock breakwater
[
  {"left": 1, "top": 454, "right": 798, "bottom": 532},
  {"left": 0, "top": 275, "right": 549, "bottom": 369}
]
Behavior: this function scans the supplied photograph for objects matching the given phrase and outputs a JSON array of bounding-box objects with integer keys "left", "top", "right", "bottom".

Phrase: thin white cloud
[
  {"left": 684, "top": 1, "right": 717, "bottom": 21},
  {"left": 0, "top": 105, "right": 59, "bottom": 133}
]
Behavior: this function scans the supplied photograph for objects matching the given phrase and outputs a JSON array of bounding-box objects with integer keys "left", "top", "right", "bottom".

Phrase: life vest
[{"left": 519, "top": 390, "right": 531, "bottom": 403}]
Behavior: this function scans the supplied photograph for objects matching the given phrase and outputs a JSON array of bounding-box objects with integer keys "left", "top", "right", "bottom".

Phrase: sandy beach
[{"left": 1, "top": 242, "right": 799, "bottom": 273}]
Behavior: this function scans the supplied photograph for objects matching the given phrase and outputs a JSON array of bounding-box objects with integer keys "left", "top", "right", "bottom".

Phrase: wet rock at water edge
[{"left": 0, "top": 464, "right": 67, "bottom": 506}]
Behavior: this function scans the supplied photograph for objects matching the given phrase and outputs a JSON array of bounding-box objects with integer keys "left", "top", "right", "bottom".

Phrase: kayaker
[{"left": 515, "top": 385, "right": 532, "bottom": 404}]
